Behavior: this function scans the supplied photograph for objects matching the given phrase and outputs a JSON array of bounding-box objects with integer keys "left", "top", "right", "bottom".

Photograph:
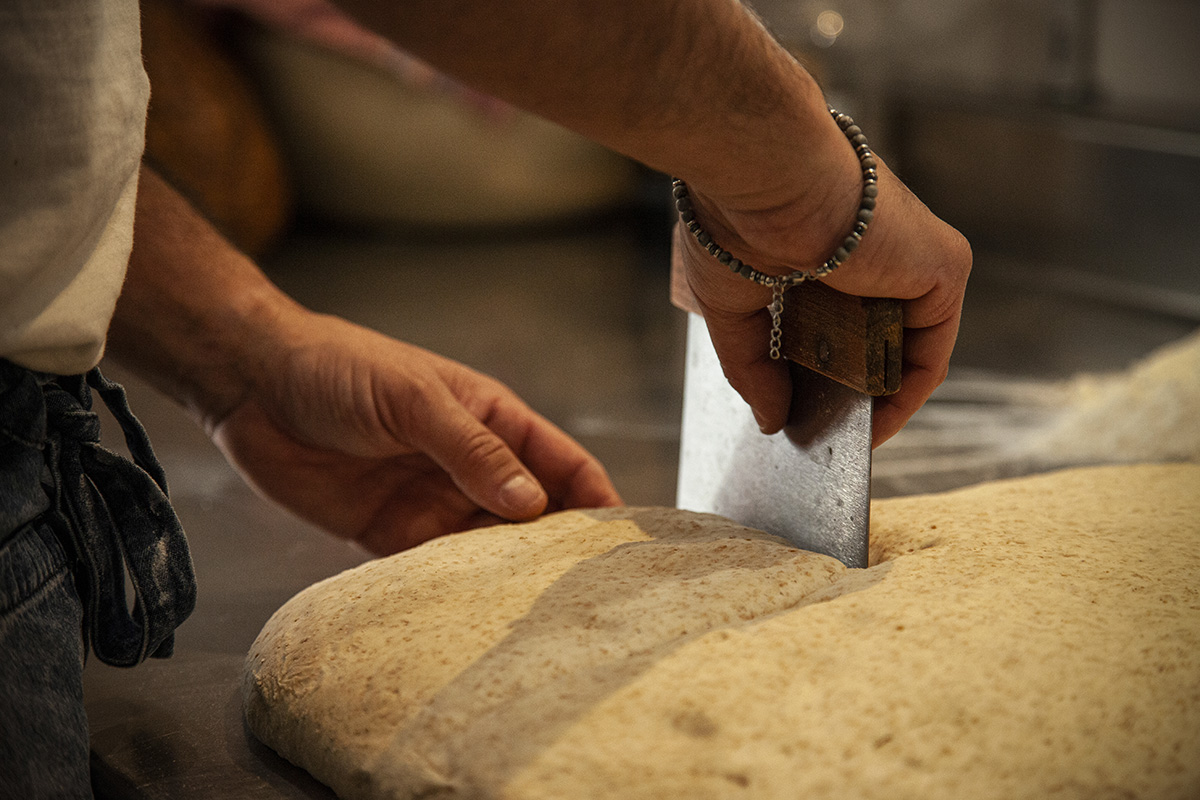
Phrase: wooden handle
[{"left": 670, "top": 223, "right": 903, "bottom": 397}]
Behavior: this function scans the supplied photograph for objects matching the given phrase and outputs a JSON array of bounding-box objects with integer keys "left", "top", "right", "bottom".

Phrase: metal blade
[{"left": 676, "top": 313, "right": 872, "bottom": 568}]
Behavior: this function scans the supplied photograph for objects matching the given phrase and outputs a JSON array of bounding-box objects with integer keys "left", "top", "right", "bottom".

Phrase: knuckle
[{"left": 459, "top": 426, "right": 510, "bottom": 470}]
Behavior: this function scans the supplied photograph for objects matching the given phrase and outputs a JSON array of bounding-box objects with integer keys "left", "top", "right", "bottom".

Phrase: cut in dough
[{"left": 243, "top": 464, "right": 1200, "bottom": 799}]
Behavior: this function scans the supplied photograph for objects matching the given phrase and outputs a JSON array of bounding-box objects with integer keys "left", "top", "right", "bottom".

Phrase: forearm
[
  {"left": 330, "top": 0, "right": 836, "bottom": 204},
  {"left": 106, "top": 166, "right": 299, "bottom": 430},
  {"left": 109, "top": 170, "right": 620, "bottom": 541}
]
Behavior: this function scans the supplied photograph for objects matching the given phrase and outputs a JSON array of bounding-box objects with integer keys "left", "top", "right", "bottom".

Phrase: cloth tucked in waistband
[{"left": 0, "top": 360, "right": 195, "bottom": 667}]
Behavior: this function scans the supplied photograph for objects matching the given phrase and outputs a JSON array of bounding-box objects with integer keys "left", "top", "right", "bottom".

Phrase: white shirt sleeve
[{"left": 0, "top": 0, "right": 149, "bottom": 374}]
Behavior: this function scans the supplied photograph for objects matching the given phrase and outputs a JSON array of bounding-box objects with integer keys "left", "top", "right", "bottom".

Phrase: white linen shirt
[{"left": 0, "top": 0, "right": 148, "bottom": 374}]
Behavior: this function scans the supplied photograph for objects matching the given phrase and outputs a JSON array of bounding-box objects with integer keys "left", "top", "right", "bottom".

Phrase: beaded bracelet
[{"left": 672, "top": 106, "right": 879, "bottom": 360}]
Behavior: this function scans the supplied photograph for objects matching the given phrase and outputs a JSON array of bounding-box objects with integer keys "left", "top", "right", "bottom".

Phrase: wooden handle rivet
[{"left": 818, "top": 339, "right": 833, "bottom": 365}]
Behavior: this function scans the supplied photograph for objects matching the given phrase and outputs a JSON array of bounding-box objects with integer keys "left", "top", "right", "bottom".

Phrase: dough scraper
[{"left": 671, "top": 228, "right": 902, "bottom": 569}]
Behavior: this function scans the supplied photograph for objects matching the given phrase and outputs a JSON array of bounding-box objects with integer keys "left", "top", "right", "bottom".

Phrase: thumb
[{"left": 410, "top": 390, "right": 550, "bottom": 520}]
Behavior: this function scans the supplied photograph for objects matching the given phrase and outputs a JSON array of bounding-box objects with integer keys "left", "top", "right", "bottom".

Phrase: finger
[
  {"left": 441, "top": 368, "right": 622, "bottom": 510},
  {"left": 491, "top": 409, "right": 623, "bottom": 510},
  {"left": 472, "top": 387, "right": 621, "bottom": 508},
  {"left": 872, "top": 313, "right": 961, "bottom": 446},
  {"left": 679, "top": 219, "right": 796, "bottom": 433},
  {"left": 702, "top": 308, "right": 793, "bottom": 433},
  {"left": 355, "top": 478, "right": 502, "bottom": 556},
  {"left": 406, "top": 384, "right": 550, "bottom": 521}
]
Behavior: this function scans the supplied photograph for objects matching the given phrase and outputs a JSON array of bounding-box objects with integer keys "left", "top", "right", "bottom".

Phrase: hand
[
  {"left": 207, "top": 310, "right": 621, "bottom": 555},
  {"left": 677, "top": 124, "right": 971, "bottom": 446}
]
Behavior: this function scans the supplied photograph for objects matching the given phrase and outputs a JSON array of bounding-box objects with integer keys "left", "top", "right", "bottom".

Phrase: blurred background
[
  {"left": 87, "top": 3, "right": 1199, "bottom": 792},
  {"left": 124, "top": 0, "right": 1200, "bottom": 505}
]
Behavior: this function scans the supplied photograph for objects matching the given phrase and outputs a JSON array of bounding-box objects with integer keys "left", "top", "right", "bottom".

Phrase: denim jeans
[{"left": 0, "top": 360, "right": 196, "bottom": 797}]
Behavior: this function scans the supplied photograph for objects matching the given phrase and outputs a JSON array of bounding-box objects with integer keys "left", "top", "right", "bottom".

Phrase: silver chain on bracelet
[{"left": 671, "top": 106, "right": 878, "bottom": 359}]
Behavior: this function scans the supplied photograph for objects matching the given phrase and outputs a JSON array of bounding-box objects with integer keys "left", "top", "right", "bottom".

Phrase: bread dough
[
  {"left": 872, "top": 330, "right": 1200, "bottom": 498},
  {"left": 243, "top": 464, "right": 1200, "bottom": 799},
  {"left": 1022, "top": 329, "right": 1200, "bottom": 466}
]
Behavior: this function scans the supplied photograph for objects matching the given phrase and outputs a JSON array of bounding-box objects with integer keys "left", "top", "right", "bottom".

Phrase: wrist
[
  {"left": 680, "top": 110, "right": 867, "bottom": 279},
  {"left": 676, "top": 107, "right": 878, "bottom": 280},
  {"left": 107, "top": 167, "right": 304, "bottom": 432},
  {"left": 191, "top": 275, "right": 305, "bottom": 433}
]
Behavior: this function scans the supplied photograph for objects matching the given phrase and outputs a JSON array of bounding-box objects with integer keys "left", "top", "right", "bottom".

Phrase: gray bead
[
  {"left": 672, "top": 183, "right": 688, "bottom": 198},
  {"left": 861, "top": 196, "right": 876, "bottom": 210},
  {"left": 857, "top": 208, "right": 874, "bottom": 224},
  {"left": 698, "top": 231, "right": 711, "bottom": 246},
  {"left": 862, "top": 156, "right": 877, "bottom": 170},
  {"left": 843, "top": 235, "right": 860, "bottom": 253},
  {"left": 718, "top": 251, "right": 733, "bottom": 264},
  {"left": 675, "top": 196, "right": 693, "bottom": 212},
  {"left": 834, "top": 247, "right": 849, "bottom": 262},
  {"left": 846, "top": 125, "right": 861, "bottom": 138},
  {"left": 728, "top": 258, "right": 742, "bottom": 272},
  {"left": 864, "top": 183, "right": 878, "bottom": 198},
  {"left": 680, "top": 210, "right": 695, "bottom": 223}
]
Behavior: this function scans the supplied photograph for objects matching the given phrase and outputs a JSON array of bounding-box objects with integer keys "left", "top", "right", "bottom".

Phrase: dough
[
  {"left": 1022, "top": 329, "right": 1200, "bottom": 466},
  {"left": 873, "top": 330, "right": 1200, "bottom": 497},
  {"left": 243, "top": 464, "right": 1200, "bottom": 799}
]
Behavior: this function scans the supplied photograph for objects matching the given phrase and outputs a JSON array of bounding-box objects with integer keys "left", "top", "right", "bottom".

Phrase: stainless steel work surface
[{"left": 88, "top": 652, "right": 338, "bottom": 798}]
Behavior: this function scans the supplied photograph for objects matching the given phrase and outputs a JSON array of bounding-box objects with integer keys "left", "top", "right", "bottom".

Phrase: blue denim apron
[{"left": 1, "top": 359, "right": 195, "bottom": 794}]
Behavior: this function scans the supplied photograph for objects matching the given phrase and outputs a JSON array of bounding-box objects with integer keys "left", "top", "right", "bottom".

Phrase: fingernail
[{"left": 500, "top": 474, "right": 544, "bottom": 513}]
